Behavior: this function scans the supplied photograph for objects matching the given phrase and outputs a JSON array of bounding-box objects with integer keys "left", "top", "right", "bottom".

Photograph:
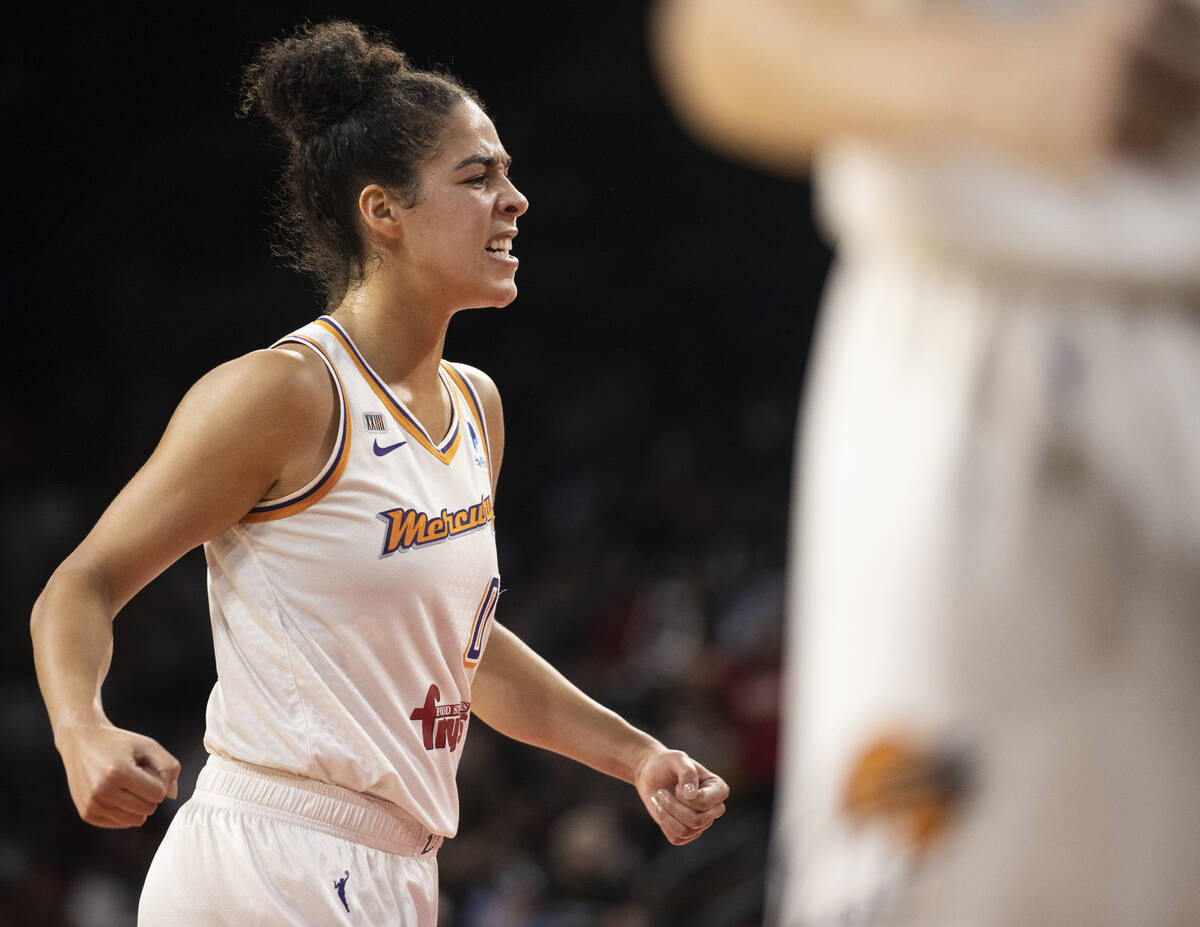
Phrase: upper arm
[
  {"left": 64, "top": 346, "right": 335, "bottom": 612},
  {"left": 650, "top": 0, "right": 1027, "bottom": 172},
  {"left": 455, "top": 363, "right": 505, "bottom": 497}
]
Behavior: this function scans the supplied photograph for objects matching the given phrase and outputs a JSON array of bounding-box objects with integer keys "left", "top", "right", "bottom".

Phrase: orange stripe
[
  {"left": 314, "top": 318, "right": 461, "bottom": 465},
  {"left": 241, "top": 336, "right": 352, "bottom": 523},
  {"left": 441, "top": 362, "right": 492, "bottom": 488}
]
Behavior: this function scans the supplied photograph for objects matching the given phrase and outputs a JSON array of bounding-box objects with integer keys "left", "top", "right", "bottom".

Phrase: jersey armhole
[
  {"left": 442, "top": 362, "right": 493, "bottom": 489},
  {"left": 242, "top": 335, "right": 352, "bottom": 523}
]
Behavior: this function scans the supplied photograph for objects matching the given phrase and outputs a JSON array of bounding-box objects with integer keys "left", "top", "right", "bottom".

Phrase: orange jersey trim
[
  {"left": 441, "top": 362, "right": 493, "bottom": 489},
  {"left": 315, "top": 318, "right": 461, "bottom": 465},
  {"left": 242, "top": 334, "right": 352, "bottom": 523}
]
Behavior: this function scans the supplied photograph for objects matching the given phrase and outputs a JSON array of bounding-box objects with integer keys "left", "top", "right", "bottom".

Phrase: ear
[{"left": 357, "top": 184, "right": 405, "bottom": 241}]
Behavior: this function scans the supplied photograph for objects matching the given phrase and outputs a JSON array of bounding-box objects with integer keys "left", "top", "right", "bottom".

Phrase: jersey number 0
[{"left": 463, "top": 576, "right": 500, "bottom": 669}]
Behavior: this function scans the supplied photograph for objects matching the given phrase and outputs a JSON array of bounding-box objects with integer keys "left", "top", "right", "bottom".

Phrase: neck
[{"left": 329, "top": 273, "right": 454, "bottom": 391}]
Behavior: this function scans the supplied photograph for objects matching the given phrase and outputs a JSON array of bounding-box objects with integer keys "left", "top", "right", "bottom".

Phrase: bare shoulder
[
  {"left": 185, "top": 345, "right": 331, "bottom": 417},
  {"left": 59, "top": 344, "right": 340, "bottom": 606},
  {"left": 158, "top": 344, "right": 337, "bottom": 495}
]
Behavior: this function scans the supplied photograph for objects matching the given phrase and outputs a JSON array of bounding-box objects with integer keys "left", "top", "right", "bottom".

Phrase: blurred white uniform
[{"left": 774, "top": 3, "right": 1200, "bottom": 924}]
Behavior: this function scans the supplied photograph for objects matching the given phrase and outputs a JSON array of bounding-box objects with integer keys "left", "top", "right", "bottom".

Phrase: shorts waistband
[{"left": 195, "top": 755, "right": 444, "bottom": 858}]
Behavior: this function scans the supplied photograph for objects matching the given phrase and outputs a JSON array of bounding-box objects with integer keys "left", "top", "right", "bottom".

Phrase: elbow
[
  {"left": 30, "top": 586, "right": 49, "bottom": 644},
  {"left": 30, "top": 567, "right": 65, "bottom": 647},
  {"left": 30, "top": 557, "right": 114, "bottom": 644},
  {"left": 649, "top": 0, "right": 738, "bottom": 143}
]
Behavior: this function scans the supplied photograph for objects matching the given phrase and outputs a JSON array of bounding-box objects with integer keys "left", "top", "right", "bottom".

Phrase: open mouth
[{"left": 485, "top": 237, "right": 513, "bottom": 256}]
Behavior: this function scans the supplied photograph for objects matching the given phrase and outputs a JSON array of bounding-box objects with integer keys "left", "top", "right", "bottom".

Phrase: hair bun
[{"left": 242, "top": 20, "right": 408, "bottom": 142}]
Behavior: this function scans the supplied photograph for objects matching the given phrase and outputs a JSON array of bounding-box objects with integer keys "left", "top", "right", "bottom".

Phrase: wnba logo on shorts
[
  {"left": 408, "top": 684, "right": 471, "bottom": 752},
  {"left": 333, "top": 870, "right": 350, "bottom": 912}
]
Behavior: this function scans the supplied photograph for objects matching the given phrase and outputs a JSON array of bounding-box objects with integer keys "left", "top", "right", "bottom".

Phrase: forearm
[
  {"left": 31, "top": 558, "right": 119, "bottom": 743},
  {"left": 471, "top": 623, "right": 663, "bottom": 784},
  {"left": 651, "top": 0, "right": 1041, "bottom": 170}
]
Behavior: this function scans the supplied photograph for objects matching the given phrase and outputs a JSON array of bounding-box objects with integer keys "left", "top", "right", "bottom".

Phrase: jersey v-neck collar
[{"left": 315, "top": 315, "right": 462, "bottom": 465}]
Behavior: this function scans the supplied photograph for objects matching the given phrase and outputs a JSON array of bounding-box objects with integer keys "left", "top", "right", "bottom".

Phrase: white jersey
[
  {"left": 774, "top": 3, "right": 1200, "bottom": 924},
  {"left": 817, "top": 133, "right": 1200, "bottom": 287},
  {"left": 202, "top": 315, "right": 499, "bottom": 838}
]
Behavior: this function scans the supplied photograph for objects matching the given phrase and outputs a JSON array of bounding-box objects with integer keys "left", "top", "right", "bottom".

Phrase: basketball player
[
  {"left": 30, "top": 21, "right": 728, "bottom": 925},
  {"left": 652, "top": 0, "right": 1200, "bottom": 924}
]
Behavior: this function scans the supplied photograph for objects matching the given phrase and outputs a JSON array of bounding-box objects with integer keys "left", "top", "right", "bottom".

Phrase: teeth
[{"left": 486, "top": 238, "right": 512, "bottom": 253}]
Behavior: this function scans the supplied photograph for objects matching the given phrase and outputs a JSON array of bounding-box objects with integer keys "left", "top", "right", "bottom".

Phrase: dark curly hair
[{"left": 241, "top": 20, "right": 481, "bottom": 304}]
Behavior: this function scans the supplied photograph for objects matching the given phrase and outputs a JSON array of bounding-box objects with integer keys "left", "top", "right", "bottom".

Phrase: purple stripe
[
  {"left": 249, "top": 335, "right": 347, "bottom": 513},
  {"left": 320, "top": 316, "right": 458, "bottom": 452},
  {"left": 447, "top": 362, "right": 490, "bottom": 461}
]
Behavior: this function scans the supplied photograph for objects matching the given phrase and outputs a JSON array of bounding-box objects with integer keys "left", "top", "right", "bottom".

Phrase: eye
[{"left": 466, "top": 175, "right": 489, "bottom": 187}]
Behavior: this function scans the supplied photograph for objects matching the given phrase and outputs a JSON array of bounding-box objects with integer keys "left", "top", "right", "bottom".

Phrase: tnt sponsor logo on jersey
[
  {"left": 377, "top": 495, "right": 494, "bottom": 555},
  {"left": 409, "top": 684, "right": 470, "bottom": 752}
]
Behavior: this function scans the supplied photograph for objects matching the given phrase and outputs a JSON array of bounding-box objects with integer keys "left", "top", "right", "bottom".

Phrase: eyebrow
[{"left": 454, "top": 153, "right": 512, "bottom": 172}]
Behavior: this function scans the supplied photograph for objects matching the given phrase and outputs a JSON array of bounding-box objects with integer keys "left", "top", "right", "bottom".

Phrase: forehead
[{"left": 436, "top": 99, "right": 507, "bottom": 165}]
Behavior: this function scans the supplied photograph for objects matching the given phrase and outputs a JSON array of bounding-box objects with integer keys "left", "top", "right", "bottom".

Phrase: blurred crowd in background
[{"left": 1, "top": 2, "right": 831, "bottom": 924}]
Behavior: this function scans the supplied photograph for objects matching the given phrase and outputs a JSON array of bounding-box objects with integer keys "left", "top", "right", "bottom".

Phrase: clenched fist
[
  {"left": 56, "top": 723, "right": 181, "bottom": 828},
  {"left": 635, "top": 748, "right": 729, "bottom": 846}
]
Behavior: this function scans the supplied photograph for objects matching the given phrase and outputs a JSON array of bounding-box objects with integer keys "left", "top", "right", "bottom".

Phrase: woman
[
  {"left": 653, "top": 0, "right": 1200, "bottom": 925},
  {"left": 31, "top": 21, "right": 728, "bottom": 925}
]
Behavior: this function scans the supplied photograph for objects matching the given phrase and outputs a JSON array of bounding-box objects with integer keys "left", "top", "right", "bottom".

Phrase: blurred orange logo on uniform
[{"left": 842, "top": 735, "right": 972, "bottom": 852}]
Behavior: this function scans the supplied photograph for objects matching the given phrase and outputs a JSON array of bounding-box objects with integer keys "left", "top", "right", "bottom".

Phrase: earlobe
[{"left": 358, "top": 184, "right": 404, "bottom": 241}]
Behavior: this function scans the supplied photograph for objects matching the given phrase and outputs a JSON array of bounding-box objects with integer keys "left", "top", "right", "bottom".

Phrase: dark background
[{"left": 1, "top": 3, "right": 831, "bottom": 924}]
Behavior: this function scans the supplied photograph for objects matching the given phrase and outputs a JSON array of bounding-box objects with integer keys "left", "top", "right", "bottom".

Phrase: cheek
[{"left": 441, "top": 212, "right": 485, "bottom": 253}]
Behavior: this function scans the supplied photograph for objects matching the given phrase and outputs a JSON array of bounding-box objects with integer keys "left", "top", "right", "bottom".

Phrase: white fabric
[
  {"left": 138, "top": 757, "right": 440, "bottom": 926},
  {"left": 775, "top": 254, "right": 1200, "bottom": 926},
  {"left": 818, "top": 135, "right": 1200, "bottom": 288},
  {"left": 202, "top": 315, "right": 499, "bottom": 838},
  {"left": 773, "top": 5, "right": 1200, "bottom": 918}
]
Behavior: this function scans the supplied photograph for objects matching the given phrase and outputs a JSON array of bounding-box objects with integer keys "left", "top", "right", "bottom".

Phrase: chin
[{"left": 486, "top": 283, "right": 518, "bottom": 309}]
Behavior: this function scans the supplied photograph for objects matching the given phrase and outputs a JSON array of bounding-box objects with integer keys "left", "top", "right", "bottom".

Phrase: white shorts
[{"left": 139, "top": 756, "right": 443, "bottom": 926}]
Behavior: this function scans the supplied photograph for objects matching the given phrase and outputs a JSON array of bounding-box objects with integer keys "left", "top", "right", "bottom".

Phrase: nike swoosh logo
[{"left": 373, "top": 438, "right": 408, "bottom": 456}]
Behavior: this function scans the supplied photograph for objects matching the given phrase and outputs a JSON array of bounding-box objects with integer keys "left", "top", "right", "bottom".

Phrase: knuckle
[{"left": 100, "top": 765, "right": 123, "bottom": 788}]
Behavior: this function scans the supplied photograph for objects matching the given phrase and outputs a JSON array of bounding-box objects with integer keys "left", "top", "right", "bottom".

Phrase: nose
[{"left": 499, "top": 177, "right": 529, "bottom": 217}]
